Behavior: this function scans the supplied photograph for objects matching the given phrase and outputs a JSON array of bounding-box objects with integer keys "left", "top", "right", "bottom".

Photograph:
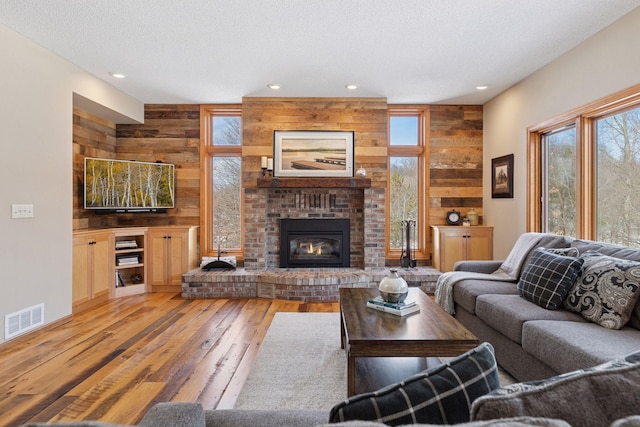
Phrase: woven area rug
[
  {"left": 233, "top": 312, "right": 348, "bottom": 410},
  {"left": 233, "top": 312, "right": 516, "bottom": 410}
]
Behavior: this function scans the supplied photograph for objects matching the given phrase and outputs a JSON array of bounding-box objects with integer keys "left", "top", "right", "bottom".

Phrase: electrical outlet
[{"left": 11, "top": 204, "right": 34, "bottom": 219}]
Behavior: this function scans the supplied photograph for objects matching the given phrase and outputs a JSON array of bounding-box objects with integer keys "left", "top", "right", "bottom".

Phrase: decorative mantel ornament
[{"left": 378, "top": 268, "right": 409, "bottom": 303}]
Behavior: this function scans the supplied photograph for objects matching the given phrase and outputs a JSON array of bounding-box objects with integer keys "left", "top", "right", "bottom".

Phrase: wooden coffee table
[{"left": 340, "top": 287, "right": 478, "bottom": 396}]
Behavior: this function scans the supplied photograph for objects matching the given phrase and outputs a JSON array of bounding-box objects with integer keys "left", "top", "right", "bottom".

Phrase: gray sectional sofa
[{"left": 452, "top": 234, "right": 640, "bottom": 382}]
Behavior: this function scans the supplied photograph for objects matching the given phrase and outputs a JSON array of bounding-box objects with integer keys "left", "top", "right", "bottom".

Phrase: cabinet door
[
  {"left": 466, "top": 229, "right": 493, "bottom": 261},
  {"left": 72, "top": 235, "right": 91, "bottom": 307},
  {"left": 439, "top": 229, "right": 467, "bottom": 272},
  {"left": 148, "top": 231, "right": 169, "bottom": 287},
  {"left": 167, "top": 231, "right": 188, "bottom": 286},
  {"left": 91, "top": 232, "right": 112, "bottom": 298}
]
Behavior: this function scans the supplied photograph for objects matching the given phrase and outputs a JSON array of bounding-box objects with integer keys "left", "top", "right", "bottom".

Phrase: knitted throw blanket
[{"left": 434, "top": 232, "right": 548, "bottom": 315}]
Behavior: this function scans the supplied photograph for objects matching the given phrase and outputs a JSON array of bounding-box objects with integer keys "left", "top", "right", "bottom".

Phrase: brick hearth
[
  {"left": 182, "top": 177, "right": 429, "bottom": 302},
  {"left": 182, "top": 267, "right": 440, "bottom": 302}
]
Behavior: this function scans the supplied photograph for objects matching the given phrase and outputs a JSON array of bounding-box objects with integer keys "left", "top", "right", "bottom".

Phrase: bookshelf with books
[
  {"left": 366, "top": 296, "right": 421, "bottom": 316},
  {"left": 113, "top": 227, "right": 148, "bottom": 298}
]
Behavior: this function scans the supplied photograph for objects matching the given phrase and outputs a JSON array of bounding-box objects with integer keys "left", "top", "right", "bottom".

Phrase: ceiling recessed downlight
[
  {"left": 267, "top": 84, "right": 281, "bottom": 90},
  {"left": 109, "top": 72, "right": 125, "bottom": 79},
  {"left": 345, "top": 84, "right": 358, "bottom": 90},
  {"left": 476, "top": 85, "right": 489, "bottom": 90}
]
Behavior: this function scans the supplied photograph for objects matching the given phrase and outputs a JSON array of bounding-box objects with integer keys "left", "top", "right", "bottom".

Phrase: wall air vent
[{"left": 5, "top": 303, "right": 44, "bottom": 340}]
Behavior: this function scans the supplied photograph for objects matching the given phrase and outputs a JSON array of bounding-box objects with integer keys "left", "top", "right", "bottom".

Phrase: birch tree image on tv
[{"left": 85, "top": 159, "right": 175, "bottom": 208}]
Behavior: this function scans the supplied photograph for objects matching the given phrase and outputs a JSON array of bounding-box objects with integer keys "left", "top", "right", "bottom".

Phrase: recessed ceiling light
[
  {"left": 109, "top": 72, "right": 125, "bottom": 79},
  {"left": 267, "top": 84, "right": 281, "bottom": 90},
  {"left": 476, "top": 85, "right": 489, "bottom": 90},
  {"left": 345, "top": 84, "right": 358, "bottom": 90}
]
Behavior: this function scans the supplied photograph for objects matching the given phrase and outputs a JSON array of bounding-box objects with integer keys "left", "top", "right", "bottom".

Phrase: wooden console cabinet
[
  {"left": 72, "top": 230, "right": 112, "bottom": 312},
  {"left": 147, "top": 226, "right": 199, "bottom": 292},
  {"left": 431, "top": 226, "right": 493, "bottom": 272},
  {"left": 73, "top": 226, "right": 198, "bottom": 313}
]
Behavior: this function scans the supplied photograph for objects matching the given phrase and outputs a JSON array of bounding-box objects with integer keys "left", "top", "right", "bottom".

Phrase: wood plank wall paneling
[
  {"left": 429, "top": 105, "right": 484, "bottom": 226},
  {"left": 74, "top": 101, "right": 483, "bottom": 264},
  {"left": 73, "top": 105, "right": 200, "bottom": 230},
  {"left": 241, "top": 97, "right": 389, "bottom": 189},
  {"left": 72, "top": 108, "right": 117, "bottom": 230}
]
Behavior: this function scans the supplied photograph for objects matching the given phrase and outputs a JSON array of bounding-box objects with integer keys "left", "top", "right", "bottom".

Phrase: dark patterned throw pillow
[
  {"left": 328, "top": 342, "right": 499, "bottom": 425},
  {"left": 517, "top": 248, "right": 584, "bottom": 310},
  {"left": 564, "top": 251, "right": 640, "bottom": 329}
]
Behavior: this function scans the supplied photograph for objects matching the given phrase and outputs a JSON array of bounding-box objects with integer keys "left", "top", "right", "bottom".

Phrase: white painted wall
[
  {"left": 0, "top": 25, "right": 143, "bottom": 344},
  {"left": 483, "top": 7, "right": 640, "bottom": 258}
]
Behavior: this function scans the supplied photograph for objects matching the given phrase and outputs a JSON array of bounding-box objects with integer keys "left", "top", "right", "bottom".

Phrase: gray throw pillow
[
  {"left": 564, "top": 251, "right": 640, "bottom": 329},
  {"left": 517, "top": 248, "right": 583, "bottom": 310},
  {"left": 471, "top": 351, "right": 640, "bottom": 426},
  {"left": 328, "top": 342, "right": 499, "bottom": 426}
]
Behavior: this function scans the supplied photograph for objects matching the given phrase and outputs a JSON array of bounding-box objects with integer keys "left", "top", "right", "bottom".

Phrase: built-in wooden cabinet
[
  {"left": 72, "top": 230, "right": 112, "bottom": 313},
  {"left": 431, "top": 226, "right": 493, "bottom": 272},
  {"left": 113, "top": 227, "right": 148, "bottom": 298},
  {"left": 147, "top": 226, "right": 199, "bottom": 292},
  {"left": 73, "top": 226, "right": 198, "bottom": 313}
]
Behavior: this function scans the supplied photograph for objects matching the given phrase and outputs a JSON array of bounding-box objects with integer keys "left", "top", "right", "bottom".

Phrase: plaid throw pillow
[
  {"left": 328, "top": 342, "right": 499, "bottom": 425},
  {"left": 517, "top": 248, "right": 583, "bottom": 310}
]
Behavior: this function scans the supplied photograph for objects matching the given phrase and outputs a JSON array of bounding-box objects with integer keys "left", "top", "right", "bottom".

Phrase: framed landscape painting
[
  {"left": 274, "top": 130, "right": 354, "bottom": 177},
  {"left": 491, "top": 154, "right": 514, "bottom": 198}
]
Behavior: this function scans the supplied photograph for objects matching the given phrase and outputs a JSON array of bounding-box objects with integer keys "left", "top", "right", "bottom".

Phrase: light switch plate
[{"left": 11, "top": 204, "right": 34, "bottom": 218}]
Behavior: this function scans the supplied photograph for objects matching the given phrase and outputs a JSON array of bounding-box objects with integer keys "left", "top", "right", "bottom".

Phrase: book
[
  {"left": 368, "top": 296, "right": 416, "bottom": 310},
  {"left": 115, "top": 270, "right": 126, "bottom": 288},
  {"left": 367, "top": 301, "right": 421, "bottom": 316},
  {"left": 115, "top": 240, "right": 138, "bottom": 249}
]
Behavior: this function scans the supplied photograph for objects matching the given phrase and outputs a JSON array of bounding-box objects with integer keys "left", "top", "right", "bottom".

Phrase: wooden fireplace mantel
[{"left": 257, "top": 177, "right": 371, "bottom": 189}]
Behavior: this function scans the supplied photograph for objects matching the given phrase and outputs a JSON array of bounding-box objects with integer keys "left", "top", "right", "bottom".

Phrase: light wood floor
[{"left": 0, "top": 293, "right": 340, "bottom": 426}]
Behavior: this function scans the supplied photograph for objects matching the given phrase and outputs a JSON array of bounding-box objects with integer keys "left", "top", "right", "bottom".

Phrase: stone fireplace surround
[{"left": 182, "top": 179, "right": 440, "bottom": 301}]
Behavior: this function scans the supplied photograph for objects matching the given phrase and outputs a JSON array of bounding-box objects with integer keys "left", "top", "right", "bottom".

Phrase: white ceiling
[{"left": 1, "top": 0, "right": 639, "bottom": 105}]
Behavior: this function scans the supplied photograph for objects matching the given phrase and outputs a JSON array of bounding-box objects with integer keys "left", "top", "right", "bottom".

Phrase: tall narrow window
[
  {"left": 542, "top": 126, "right": 576, "bottom": 237},
  {"left": 595, "top": 107, "right": 640, "bottom": 246},
  {"left": 387, "top": 110, "right": 427, "bottom": 261},
  {"left": 201, "top": 107, "right": 243, "bottom": 257}
]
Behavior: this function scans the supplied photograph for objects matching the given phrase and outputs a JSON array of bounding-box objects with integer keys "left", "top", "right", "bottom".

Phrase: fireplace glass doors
[{"left": 279, "top": 219, "right": 350, "bottom": 268}]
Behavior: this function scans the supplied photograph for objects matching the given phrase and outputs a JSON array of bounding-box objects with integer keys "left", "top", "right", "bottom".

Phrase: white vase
[{"left": 378, "top": 268, "right": 409, "bottom": 303}]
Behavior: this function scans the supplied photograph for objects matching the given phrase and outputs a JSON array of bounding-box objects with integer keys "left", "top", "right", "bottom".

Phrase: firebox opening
[{"left": 280, "top": 219, "right": 350, "bottom": 268}]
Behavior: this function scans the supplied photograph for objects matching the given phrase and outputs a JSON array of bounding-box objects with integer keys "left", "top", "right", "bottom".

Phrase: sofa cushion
[
  {"left": 204, "top": 409, "right": 329, "bottom": 427},
  {"left": 475, "top": 295, "right": 585, "bottom": 344},
  {"left": 517, "top": 248, "right": 583, "bottom": 310},
  {"left": 570, "top": 239, "right": 640, "bottom": 261},
  {"left": 522, "top": 320, "right": 640, "bottom": 374},
  {"left": 328, "top": 343, "right": 499, "bottom": 426},
  {"left": 471, "top": 351, "right": 640, "bottom": 426},
  {"left": 320, "top": 417, "right": 571, "bottom": 426},
  {"left": 564, "top": 251, "right": 640, "bottom": 329},
  {"left": 453, "top": 280, "right": 518, "bottom": 314}
]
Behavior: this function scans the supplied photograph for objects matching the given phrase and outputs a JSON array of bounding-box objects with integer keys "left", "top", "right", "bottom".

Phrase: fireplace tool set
[{"left": 400, "top": 219, "right": 417, "bottom": 269}]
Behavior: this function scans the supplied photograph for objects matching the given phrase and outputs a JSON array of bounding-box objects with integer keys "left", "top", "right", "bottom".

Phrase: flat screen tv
[{"left": 84, "top": 158, "right": 175, "bottom": 212}]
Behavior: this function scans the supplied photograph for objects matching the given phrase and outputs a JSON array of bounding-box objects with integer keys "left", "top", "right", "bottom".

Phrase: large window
[
  {"left": 387, "top": 109, "right": 427, "bottom": 260},
  {"left": 596, "top": 107, "right": 640, "bottom": 246},
  {"left": 542, "top": 126, "right": 576, "bottom": 236},
  {"left": 528, "top": 85, "right": 640, "bottom": 247},
  {"left": 201, "top": 106, "right": 243, "bottom": 257}
]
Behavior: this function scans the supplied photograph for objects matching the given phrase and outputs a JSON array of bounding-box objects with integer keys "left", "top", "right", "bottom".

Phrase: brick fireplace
[{"left": 243, "top": 179, "right": 386, "bottom": 270}]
